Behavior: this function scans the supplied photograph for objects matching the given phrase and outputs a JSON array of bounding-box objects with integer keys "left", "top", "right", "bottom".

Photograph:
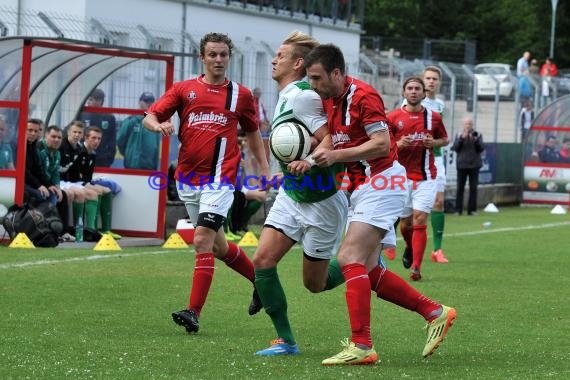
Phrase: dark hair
[
  {"left": 200, "top": 33, "right": 233, "bottom": 57},
  {"left": 89, "top": 88, "right": 105, "bottom": 102},
  {"left": 403, "top": 76, "right": 425, "bottom": 91},
  {"left": 46, "top": 125, "right": 62, "bottom": 134},
  {"left": 27, "top": 118, "right": 43, "bottom": 126},
  {"left": 304, "top": 43, "right": 345, "bottom": 76},
  {"left": 85, "top": 126, "right": 102, "bottom": 138}
]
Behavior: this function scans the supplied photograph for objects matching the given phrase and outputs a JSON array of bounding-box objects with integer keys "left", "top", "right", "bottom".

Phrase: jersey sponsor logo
[
  {"left": 331, "top": 132, "right": 351, "bottom": 146},
  {"left": 187, "top": 112, "right": 228, "bottom": 127},
  {"left": 408, "top": 131, "right": 431, "bottom": 143}
]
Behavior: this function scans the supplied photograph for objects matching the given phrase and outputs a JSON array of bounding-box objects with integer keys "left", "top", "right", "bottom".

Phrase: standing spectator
[
  {"left": 529, "top": 59, "right": 539, "bottom": 75},
  {"left": 24, "top": 119, "right": 58, "bottom": 205},
  {"left": 520, "top": 100, "right": 534, "bottom": 143},
  {"left": 539, "top": 57, "right": 558, "bottom": 108},
  {"left": 388, "top": 77, "right": 449, "bottom": 280},
  {"left": 143, "top": 32, "right": 269, "bottom": 334},
  {"left": 79, "top": 88, "right": 117, "bottom": 167},
  {"left": 117, "top": 92, "right": 160, "bottom": 170},
  {"left": 537, "top": 135, "right": 561, "bottom": 163},
  {"left": 452, "top": 117, "right": 485, "bottom": 215},
  {"left": 0, "top": 116, "right": 15, "bottom": 170},
  {"left": 516, "top": 51, "right": 530, "bottom": 77},
  {"left": 305, "top": 44, "right": 456, "bottom": 365}
]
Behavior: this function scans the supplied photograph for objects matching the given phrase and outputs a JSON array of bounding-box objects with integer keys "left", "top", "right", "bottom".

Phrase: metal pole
[{"left": 550, "top": 0, "right": 558, "bottom": 58}]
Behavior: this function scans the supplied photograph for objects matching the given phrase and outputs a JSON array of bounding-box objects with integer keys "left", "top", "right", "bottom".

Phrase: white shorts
[
  {"left": 347, "top": 206, "right": 396, "bottom": 249},
  {"left": 176, "top": 181, "right": 234, "bottom": 224},
  {"left": 265, "top": 188, "right": 348, "bottom": 260},
  {"left": 401, "top": 179, "right": 437, "bottom": 217},
  {"left": 435, "top": 155, "right": 446, "bottom": 192},
  {"left": 60, "top": 181, "right": 84, "bottom": 190},
  {"left": 349, "top": 161, "right": 407, "bottom": 232}
]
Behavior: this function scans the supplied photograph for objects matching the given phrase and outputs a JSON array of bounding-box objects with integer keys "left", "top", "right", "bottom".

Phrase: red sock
[
  {"left": 188, "top": 253, "right": 215, "bottom": 316},
  {"left": 400, "top": 223, "right": 413, "bottom": 249},
  {"left": 371, "top": 269, "right": 441, "bottom": 321},
  {"left": 342, "top": 263, "right": 372, "bottom": 348},
  {"left": 412, "top": 224, "right": 427, "bottom": 269},
  {"left": 221, "top": 242, "right": 255, "bottom": 283}
]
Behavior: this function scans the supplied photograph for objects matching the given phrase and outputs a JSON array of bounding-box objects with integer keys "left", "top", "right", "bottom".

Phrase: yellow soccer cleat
[
  {"left": 423, "top": 305, "right": 457, "bottom": 357},
  {"left": 322, "top": 339, "right": 378, "bottom": 366}
]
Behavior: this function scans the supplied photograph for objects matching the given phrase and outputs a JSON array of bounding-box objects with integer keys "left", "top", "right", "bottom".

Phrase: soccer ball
[{"left": 269, "top": 122, "right": 311, "bottom": 163}]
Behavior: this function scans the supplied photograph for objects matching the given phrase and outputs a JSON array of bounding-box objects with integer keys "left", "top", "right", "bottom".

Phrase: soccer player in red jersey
[
  {"left": 305, "top": 44, "right": 456, "bottom": 365},
  {"left": 143, "top": 33, "right": 269, "bottom": 333},
  {"left": 388, "top": 77, "right": 449, "bottom": 280}
]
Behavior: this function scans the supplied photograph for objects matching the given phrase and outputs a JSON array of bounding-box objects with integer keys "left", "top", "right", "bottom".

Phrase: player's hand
[
  {"left": 312, "top": 147, "right": 336, "bottom": 167},
  {"left": 38, "top": 185, "right": 49, "bottom": 198},
  {"left": 423, "top": 134, "right": 434, "bottom": 148},
  {"left": 155, "top": 121, "right": 175, "bottom": 136},
  {"left": 398, "top": 135, "right": 413, "bottom": 148},
  {"left": 287, "top": 160, "right": 311, "bottom": 176}
]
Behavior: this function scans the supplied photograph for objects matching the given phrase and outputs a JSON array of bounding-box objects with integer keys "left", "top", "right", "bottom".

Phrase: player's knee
[{"left": 252, "top": 251, "right": 278, "bottom": 269}]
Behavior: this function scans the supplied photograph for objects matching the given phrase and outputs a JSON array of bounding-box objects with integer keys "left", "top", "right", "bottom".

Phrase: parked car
[
  {"left": 474, "top": 63, "right": 515, "bottom": 99},
  {"left": 553, "top": 70, "right": 570, "bottom": 96}
]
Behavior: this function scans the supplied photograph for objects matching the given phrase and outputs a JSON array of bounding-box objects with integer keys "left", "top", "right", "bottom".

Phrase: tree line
[{"left": 364, "top": 0, "right": 569, "bottom": 68}]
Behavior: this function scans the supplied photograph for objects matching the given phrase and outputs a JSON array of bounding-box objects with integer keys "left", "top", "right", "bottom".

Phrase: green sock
[
  {"left": 324, "top": 259, "right": 345, "bottom": 290},
  {"left": 255, "top": 267, "right": 295, "bottom": 345},
  {"left": 72, "top": 202, "right": 85, "bottom": 224},
  {"left": 100, "top": 193, "right": 113, "bottom": 231},
  {"left": 85, "top": 199, "right": 99, "bottom": 229},
  {"left": 431, "top": 211, "right": 445, "bottom": 251}
]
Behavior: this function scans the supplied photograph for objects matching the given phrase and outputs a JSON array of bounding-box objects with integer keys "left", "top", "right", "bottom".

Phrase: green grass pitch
[{"left": 1, "top": 206, "right": 569, "bottom": 379}]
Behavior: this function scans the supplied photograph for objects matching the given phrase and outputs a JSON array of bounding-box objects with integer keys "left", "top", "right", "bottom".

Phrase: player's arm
[
  {"left": 142, "top": 113, "right": 174, "bottom": 136},
  {"left": 287, "top": 123, "right": 330, "bottom": 175},
  {"left": 423, "top": 118, "right": 449, "bottom": 149},
  {"left": 313, "top": 128, "right": 390, "bottom": 167}
]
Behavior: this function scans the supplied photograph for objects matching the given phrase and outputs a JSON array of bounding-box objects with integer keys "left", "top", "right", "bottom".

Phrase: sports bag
[{"left": 2, "top": 203, "right": 62, "bottom": 247}]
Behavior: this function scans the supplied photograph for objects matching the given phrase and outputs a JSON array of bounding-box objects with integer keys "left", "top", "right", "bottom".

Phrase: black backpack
[{"left": 2, "top": 203, "right": 63, "bottom": 247}]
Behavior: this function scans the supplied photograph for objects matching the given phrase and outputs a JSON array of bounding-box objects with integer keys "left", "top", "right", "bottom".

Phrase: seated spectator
[
  {"left": 560, "top": 138, "right": 570, "bottom": 163},
  {"left": 118, "top": 92, "right": 160, "bottom": 170},
  {"left": 79, "top": 88, "right": 117, "bottom": 167},
  {"left": 24, "top": 119, "right": 59, "bottom": 206},
  {"left": 38, "top": 125, "right": 75, "bottom": 242},
  {"left": 59, "top": 120, "right": 100, "bottom": 236},
  {"left": 0, "top": 116, "right": 15, "bottom": 170},
  {"left": 538, "top": 135, "right": 561, "bottom": 163},
  {"left": 81, "top": 126, "right": 122, "bottom": 239}
]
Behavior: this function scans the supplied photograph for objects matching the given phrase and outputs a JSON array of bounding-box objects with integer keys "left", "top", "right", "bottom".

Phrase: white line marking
[
  {"left": 1, "top": 221, "right": 569, "bottom": 270},
  {"left": 0, "top": 249, "right": 192, "bottom": 270}
]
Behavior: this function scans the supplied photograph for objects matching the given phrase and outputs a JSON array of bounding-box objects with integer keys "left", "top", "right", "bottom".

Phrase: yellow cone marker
[
  {"left": 238, "top": 231, "right": 258, "bottom": 247},
  {"left": 163, "top": 233, "right": 189, "bottom": 249},
  {"left": 93, "top": 233, "right": 121, "bottom": 251},
  {"left": 9, "top": 233, "right": 35, "bottom": 249}
]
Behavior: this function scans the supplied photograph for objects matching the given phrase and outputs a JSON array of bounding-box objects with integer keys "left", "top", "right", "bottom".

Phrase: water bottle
[{"left": 75, "top": 216, "right": 84, "bottom": 242}]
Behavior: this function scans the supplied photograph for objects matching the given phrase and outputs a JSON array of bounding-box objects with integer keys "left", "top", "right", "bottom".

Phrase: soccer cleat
[
  {"left": 384, "top": 247, "right": 396, "bottom": 260},
  {"left": 225, "top": 231, "right": 241, "bottom": 241},
  {"left": 430, "top": 249, "right": 449, "bottom": 263},
  {"left": 248, "top": 288, "right": 263, "bottom": 316},
  {"left": 172, "top": 309, "right": 199, "bottom": 333},
  {"left": 423, "top": 305, "right": 457, "bottom": 357},
  {"left": 402, "top": 247, "right": 413, "bottom": 269},
  {"left": 410, "top": 267, "right": 422, "bottom": 281},
  {"left": 322, "top": 339, "right": 378, "bottom": 366},
  {"left": 255, "top": 338, "right": 299, "bottom": 356},
  {"left": 102, "top": 231, "right": 122, "bottom": 240}
]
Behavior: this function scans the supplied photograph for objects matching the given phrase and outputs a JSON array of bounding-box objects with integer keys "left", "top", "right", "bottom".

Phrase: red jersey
[
  {"left": 388, "top": 106, "right": 447, "bottom": 181},
  {"left": 323, "top": 76, "right": 397, "bottom": 179},
  {"left": 148, "top": 75, "right": 257, "bottom": 186}
]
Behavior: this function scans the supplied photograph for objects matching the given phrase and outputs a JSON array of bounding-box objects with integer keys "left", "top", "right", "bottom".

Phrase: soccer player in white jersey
[
  {"left": 422, "top": 65, "right": 449, "bottom": 263},
  {"left": 252, "top": 31, "right": 348, "bottom": 356}
]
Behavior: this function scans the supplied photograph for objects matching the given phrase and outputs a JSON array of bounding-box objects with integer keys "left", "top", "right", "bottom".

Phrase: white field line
[
  {"left": 1, "top": 221, "right": 569, "bottom": 270},
  {"left": 0, "top": 249, "right": 192, "bottom": 270}
]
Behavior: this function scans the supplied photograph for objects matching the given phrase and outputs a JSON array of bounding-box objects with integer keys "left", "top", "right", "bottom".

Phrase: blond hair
[
  {"left": 283, "top": 31, "right": 319, "bottom": 59},
  {"left": 423, "top": 65, "right": 442, "bottom": 80}
]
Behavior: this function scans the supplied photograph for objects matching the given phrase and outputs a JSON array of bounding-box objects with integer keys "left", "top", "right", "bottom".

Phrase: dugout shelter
[
  {"left": 522, "top": 95, "right": 570, "bottom": 205},
  {"left": 0, "top": 37, "right": 175, "bottom": 239}
]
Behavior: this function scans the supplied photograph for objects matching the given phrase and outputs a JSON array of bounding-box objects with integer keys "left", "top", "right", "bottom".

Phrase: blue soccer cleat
[{"left": 255, "top": 338, "right": 299, "bottom": 356}]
